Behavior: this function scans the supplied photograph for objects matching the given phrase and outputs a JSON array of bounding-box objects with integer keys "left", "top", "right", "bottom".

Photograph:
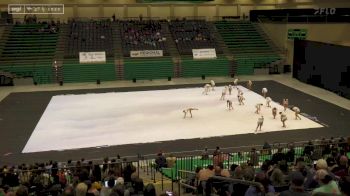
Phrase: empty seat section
[
  {"left": 0, "top": 23, "right": 59, "bottom": 84},
  {"left": 123, "top": 57, "right": 173, "bottom": 80},
  {"left": 181, "top": 55, "right": 230, "bottom": 77},
  {"left": 215, "top": 20, "right": 281, "bottom": 75},
  {"left": 62, "top": 59, "right": 116, "bottom": 83}
]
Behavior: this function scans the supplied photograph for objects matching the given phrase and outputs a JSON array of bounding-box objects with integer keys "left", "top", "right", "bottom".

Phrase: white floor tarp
[{"left": 22, "top": 86, "right": 323, "bottom": 153}]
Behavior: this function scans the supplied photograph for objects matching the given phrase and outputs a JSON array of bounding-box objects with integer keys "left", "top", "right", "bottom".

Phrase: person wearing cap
[{"left": 280, "top": 172, "right": 309, "bottom": 196}]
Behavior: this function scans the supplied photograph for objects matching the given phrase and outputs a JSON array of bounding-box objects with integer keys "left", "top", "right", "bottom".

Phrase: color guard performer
[
  {"left": 233, "top": 78, "right": 239, "bottom": 87},
  {"left": 262, "top": 87, "right": 268, "bottom": 98},
  {"left": 220, "top": 87, "right": 227, "bottom": 100},
  {"left": 210, "top": 80, "right": 215, "bottom": 91},
  {"left": 292, "top": 106, "right": 301, "bottom": 120},
  {"left": 183, "top": 108, "right": 198, "bottom": 118},
  {"left": 227, "top": 100, "right": 233, "bottom": 110},
  {"left": 255, "top": 116, "right": 264, "bottom": 133},
  {"left": 238, "top": 91, "right": 245, "bottom": 105},
  {"left": 255, "top": 103, "right": 264, "bottom": 114},
  {"left": 228, "top": 85, "right": 233, "bottom": 95},
  {"left": 272, "top": 107, "right": 277, "bottom": 119},
  {"left": 202, "top": 84, "right": 211, "bottom": 95},
  {"left": 247, "top": 80, "right": 253, "bottom": 90},
  {"left": 279, "top": 112, "right": 287, "bottom": 127},
  {"left": 283, "top": 98, "right": 289, "bottom": 111},
  {"left": 266, "top": 97, "right": 272, "bottom": 108}
]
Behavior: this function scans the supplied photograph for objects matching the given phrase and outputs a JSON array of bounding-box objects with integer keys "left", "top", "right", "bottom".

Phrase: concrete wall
[
  {"left": 2, "top": 0, "right": 350, "bottom": 22},
  {"left": 260, "top": 23, "right": 350, "bottom": 65}
]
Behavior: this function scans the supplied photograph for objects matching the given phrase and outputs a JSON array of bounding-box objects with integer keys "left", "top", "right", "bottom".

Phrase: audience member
[
  {"left": 280, "top": 172, "right": 309, "bottom": 196},
  {"left": 312, "top": 169, "right": 341, "bottom": 195}
]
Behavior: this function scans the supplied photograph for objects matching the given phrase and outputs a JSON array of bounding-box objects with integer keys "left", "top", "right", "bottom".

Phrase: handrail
[
  {"left": 209, "top": 176, "right": 264, "bottom": 192},
  {"left": 178, "top": 170, "right": 196, "bottom": 175},
  {"left": 52, "top": 136, "right": 346, "bottom": 166}
]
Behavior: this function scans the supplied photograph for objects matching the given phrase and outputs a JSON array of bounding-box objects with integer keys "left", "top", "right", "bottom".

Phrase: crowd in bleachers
[
  {"left": 1, "top": 137, "right": 349, "bottom": 196},
  {"left": 66, "top": 20, "right": 114, "bottom": 58},
  {"left": 0, "top": 157, "right": 159, "bottom": 196},
  {"left": 191, "top": 137, "right": 350, "bottom": 196},
  {"left": 120, "top": 20, "right": 168, "bottom": 57},
  {"left": 169, "top": 19, "right": 222, "bottom": 55}
]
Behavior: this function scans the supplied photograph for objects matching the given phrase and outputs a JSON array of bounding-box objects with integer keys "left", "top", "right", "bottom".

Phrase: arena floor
[
  {"left": 22, "top": 85, "right": 322, "bottom": 153},
  {"left": 0, "top": 77, "right": 349, "bottom": 165}
]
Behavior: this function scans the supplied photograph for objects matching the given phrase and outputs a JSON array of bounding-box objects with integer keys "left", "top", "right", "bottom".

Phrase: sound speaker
[
  {"left": 96, "top": 79, "right": 100, "bottom": 84},
  {"left": 133, "top": 78, "right": 136, "bottom": 83},
  {"left": 168, "top": 76, "right": 171, "bottom": 81},
  {"left": 59, "top": 81, "right": 63, "bottom": 86},
  {"left": 201, "top": 75, "right": 205, "bottom": 80}
]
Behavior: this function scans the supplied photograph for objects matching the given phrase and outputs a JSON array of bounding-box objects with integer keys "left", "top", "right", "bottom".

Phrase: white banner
[
  {"left": 79, "top": 51, "right": 106, "bottom": 63},
  {"left": 192, "top": 48, "right": 217, "bottom": 59},
  {"left": 130, "top": 50, "right": 163, "bottom": 58}
]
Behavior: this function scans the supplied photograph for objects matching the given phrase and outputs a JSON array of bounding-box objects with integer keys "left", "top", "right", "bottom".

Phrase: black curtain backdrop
[{"left": 293, "top": 40, "right": 350, "bottom": 99}]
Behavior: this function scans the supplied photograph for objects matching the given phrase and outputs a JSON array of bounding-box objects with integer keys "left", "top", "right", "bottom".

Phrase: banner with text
[
  {"left": 130, "top": 50, "right": 163, "bottom": 58},
  {"left": 79, "top": 51, "right": 106, "bottom": 63},
  {"left": 192, "top": 48, "right": 217, "bottom": 59}
]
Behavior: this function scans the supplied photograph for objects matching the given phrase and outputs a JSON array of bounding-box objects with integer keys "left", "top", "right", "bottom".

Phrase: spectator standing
[{"left": 155, "top": 153, "right": 167, "bottom": 171}]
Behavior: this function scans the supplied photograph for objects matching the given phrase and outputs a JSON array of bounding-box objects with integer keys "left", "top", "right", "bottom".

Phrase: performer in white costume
[
  {"left": 283, "top": 98, "right": 289, "bottom": 111},
  {"left": 279, "top": 112, "right": 287, "bottom": 127},
  {"left": 227, "top": 100, "right": 233, "bottom": 110},
  {"left": 210, "top": 80, "right": 215, "bottom": 91},
  {"left": 255, "top": 103, "right": 264, "bottom": 114},
  {"left": 238, "top": 91, "right": 245, "bottom": 105},
  {"left": 247, "top": 80, "right": 253, "bottom": 90},
  {"left": 266, "top": 97, "right": 272, "bottom": 108},
  {"left": 262, "top": 87, "right": 268, "bottom": 98},
  {"left": 233, "top": 78, "right": 239, "bottom": 87},
  {"left": 202, "top": 84, "right": 211, "bottom": 95},
  {"left": 183, "top": 108, "right": 198, "bottom": 118},
  {"left": 255, "top": 116, "right": 264, "bottom": 133},
  {"left": 292, "top": 106, "right": 301, "bottom": 120},
  {"left": 228, "top": 85, "right": 233, "bottom": 95},
  {"left": 220, "top": 88, "right": 227, "bottom": 100}
]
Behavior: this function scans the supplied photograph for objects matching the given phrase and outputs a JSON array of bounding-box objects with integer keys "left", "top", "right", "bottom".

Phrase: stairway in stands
[
  {"left": 208, "top": 22, "right": 237, "bottom": 76},
  {"left": 53, "top": 24, "right": 69, "bottom": 83},
  {"left": 160, "top": 22, "right": 181, "bottom": 78},
  {"left": 111, "top": 22, "right": 124, "bottom": 80},
  {"left": 215, "top": 20, "right": 282, "bottom": 75}
]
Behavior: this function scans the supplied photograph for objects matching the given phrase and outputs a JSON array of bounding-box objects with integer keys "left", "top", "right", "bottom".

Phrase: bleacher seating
[
  {"left": 0, "top": 23, "right": 59, "bottom": 84},
  {"left": 120, "top": 20, "right": 169, "bottom": 57},
  {"left": 123, "top": 57, "right": 173, "bottom": 80},
  {"left": 180, "top": 55, "right": 230, "bottom": 78},
  {"left": 65, "top": 20, "right": 114, "bottom": 58},
  {"left": 62, "top": 58, "right": 116, "bottom": 83},
  {"left": 169, "top": 20, "right": 222, "bottom": 55},
  {"left": 215, "top": 20, "right": 281, "bottom": 75}
]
